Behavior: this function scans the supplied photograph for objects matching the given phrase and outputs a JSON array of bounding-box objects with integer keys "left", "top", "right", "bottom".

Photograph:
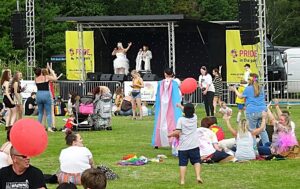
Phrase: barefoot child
[{"left": 168, "top": 103, "right": 203, "bottom": 185}]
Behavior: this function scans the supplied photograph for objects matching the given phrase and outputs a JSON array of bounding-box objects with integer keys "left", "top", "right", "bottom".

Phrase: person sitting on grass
[
  {"left": 168, "top": 103, "right": 203, "bottom": 185},
  {"left": 223, "top": 112, "right": 267, "bottom": 161},
  {"left": 197, "top": 117, "right": 235, "bottom": 163},
  {"left": 57, "top": 130, "right": 95, "bottom": 185},
  {"left": 258, "top": 108, "right": 298, "bottom": 156},
  {"left": 81, "top": 168, "right": 107, "bottom": 189}
]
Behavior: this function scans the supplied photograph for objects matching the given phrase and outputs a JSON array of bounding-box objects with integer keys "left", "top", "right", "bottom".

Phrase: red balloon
[
  {"left": 10, "top": 118, "right": 48, "bottom": 157},
  {"left": 180, "top": 78, "right": 198, "bottom": 94}
]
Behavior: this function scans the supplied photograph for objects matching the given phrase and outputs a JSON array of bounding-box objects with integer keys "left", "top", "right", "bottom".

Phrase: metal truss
[
  {"left": 26, "top": 0, "right": 35, "bottom": 80},
  {"left": 257, "top": 0, "right": 268, "bottom": 100},
  {"left": 79, "top": 21, "right": 177, "bottom": 74},
  {"left": 168, "top": 22, "right": 175, "bottom": 74},
  {"left": 81, "top": 22, "right": 173, "bottom": 29}
]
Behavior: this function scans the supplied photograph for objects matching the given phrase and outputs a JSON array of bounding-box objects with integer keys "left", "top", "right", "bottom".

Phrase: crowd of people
[{"left": 0, "top": 62, "right": 299, "bottom": 188}]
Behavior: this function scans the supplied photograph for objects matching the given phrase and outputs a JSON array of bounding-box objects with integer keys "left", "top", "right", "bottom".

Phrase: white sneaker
[{"left": 61, "top": 128, "right": 67, "bottom": 132}]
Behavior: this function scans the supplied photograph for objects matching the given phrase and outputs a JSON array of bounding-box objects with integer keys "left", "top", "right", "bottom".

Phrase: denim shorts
[
  {"left": 131, "top": 90, "right": 141, "bottom": 99},
  {"left": 237, "top": 103, "right": 245, "bottom": 110},
  {"left": 178, "top": 147, "right": 200, "bottom": 166}
]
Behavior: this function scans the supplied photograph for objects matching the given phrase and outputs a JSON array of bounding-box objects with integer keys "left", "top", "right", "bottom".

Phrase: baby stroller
[
  {"left": 88, "top": 93, "right": 112, "bottom": 130},
  {"left": 74, "top": 95, "right": 94, "bottom": 131}
]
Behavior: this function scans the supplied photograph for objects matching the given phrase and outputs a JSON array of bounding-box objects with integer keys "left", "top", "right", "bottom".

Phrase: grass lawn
[{"left": 1, "top": 105, "right": 300, "bottom": 189}]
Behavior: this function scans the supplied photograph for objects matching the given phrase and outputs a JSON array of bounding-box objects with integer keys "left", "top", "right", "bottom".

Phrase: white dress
[{"left": 114, "top": 52, "right": 129, "bottom": 75}]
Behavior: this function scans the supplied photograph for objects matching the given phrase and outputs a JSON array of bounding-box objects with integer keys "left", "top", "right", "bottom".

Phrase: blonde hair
[
  {"left": 238, "top": 119, "right": 249, "bottom": 135},
  {"left": 248, "top": 73, "right": 260, "bottom": 97},
  {"left": 131, "top": 70, "right": 140, "bottom": 78},
  {"left": 280, "top": 113, "right": 291, "bottom": 129}
]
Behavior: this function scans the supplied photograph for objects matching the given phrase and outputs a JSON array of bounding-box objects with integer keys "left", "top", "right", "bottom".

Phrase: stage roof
[{"left": 54, "top": 14, "right": 185, "bottom": 23}]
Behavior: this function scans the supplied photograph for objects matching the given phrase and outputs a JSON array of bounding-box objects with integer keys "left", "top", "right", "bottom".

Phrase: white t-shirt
[
  {"left": 176, "top": 115, "right": 199, "bottom": 151},
  {"left": 197, "top": 127, "right": 218, "bottom": 156},
  {"left": 243, "top": 69, "right": 251, "bottom": 82},
  {"left": 198, "top": 74, "right": 215, "bottom": 92},
  {"left": 59, "top": 146, "right": 93, "bottom": 173}
]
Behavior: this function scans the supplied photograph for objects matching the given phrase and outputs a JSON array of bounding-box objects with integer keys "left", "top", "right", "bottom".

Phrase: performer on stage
[
  {"left": 112, "top": 42, "right": 132, "bottom": 75},
  {"left": 135, "top": 45, "right": 152, "bottom": 72},
  {"left": 152, "top": 68, "right": 182, "bottom": 148}
]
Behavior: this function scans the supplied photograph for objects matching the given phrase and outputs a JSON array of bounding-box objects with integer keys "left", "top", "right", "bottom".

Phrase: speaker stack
[
  {"left": 111, "top": 74, "right": 126, "bottom": 82},
  {"left": 11, "top": 12, "right": 27, "bottom": 49},
  {"left": 100, "top": 74, "right": 112, "bottom": 81},
  {"left": 143, "top": 73, "right": 159, "bottom": 81},
  {"left": 238, "top": 0, "right": 259, "bottom": 45}
]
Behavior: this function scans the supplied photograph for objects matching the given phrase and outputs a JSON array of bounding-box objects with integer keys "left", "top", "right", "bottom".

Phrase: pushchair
[
  {"left": 88, "top": 93, "right": 112, "bottom": 130},
  {"left": 74, "top": 95, "right": 94, "bottom": 131}
]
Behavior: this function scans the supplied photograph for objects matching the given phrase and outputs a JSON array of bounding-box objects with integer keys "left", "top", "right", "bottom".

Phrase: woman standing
[
  {"left": 231, "top": 73, "right": 269, "bottom": 146},
  {"left": 0, "top": 69, "right": 16, "bottom": 129},
  {"left": 198, "top": 66, "right": 215, "bottom": 116},
  {"left": 35, "top": 67, "right": 57, "bottom": 132},
  {"left": 112, "top": 42, "right": 132, "bottom": 75},
  {"left": 11, "top": 71, "right": 24, "bottom": 120},
  {"left": 212, "top": 67, "right": 222, "bottom": 114},
  {"left": 130, "top": 70, "right": 144, "bottom": 120},
  {"left": 57, "top": 130, "right": 94, "bottom": 185}
]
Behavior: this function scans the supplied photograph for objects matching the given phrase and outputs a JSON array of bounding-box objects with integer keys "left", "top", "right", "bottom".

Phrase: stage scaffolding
[{"left": 55, "top": 15, "right": 183, "bottom": 81}]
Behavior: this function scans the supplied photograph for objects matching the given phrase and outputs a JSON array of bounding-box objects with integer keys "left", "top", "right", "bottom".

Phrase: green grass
[{"left": 1, "top": 105, "right": 300, "bottom": 189}]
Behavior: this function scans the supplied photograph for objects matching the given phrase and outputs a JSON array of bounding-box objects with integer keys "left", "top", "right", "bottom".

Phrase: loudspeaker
[
  {"left": 11, "top": 12, "right": 27, "bottom": 49},
  {"left": 143, "top": 74, "right": 158, "bottom": 81},
  {"left": 111, "top": 74, "right": 126, "bottom": 82},
  {"left": 100, "top": 74, "right": 112, "bottom": 81},
  {"left": 238, "top": 0, "right": 258, "bottom": 30},
  {"left": 240, "top": 30, "right": 259, "bottom": 45},
  {"left": 87, "top": 72, "right": 102, "bottom": 81}
]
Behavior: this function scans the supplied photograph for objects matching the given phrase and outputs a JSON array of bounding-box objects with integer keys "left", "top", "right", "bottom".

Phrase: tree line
[{"left": 0, "top": 0, "right": 299, "bottom": 77}]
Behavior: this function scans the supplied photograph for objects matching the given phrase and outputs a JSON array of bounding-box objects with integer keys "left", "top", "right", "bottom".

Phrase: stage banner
[
  {"left": 226, "top": 30, "right": 261, "bottom": 83},
  {"left": 124, "top": 81, "right": 158, "bottom": 101},
  {"left": 65, "top": 31, "right": 94, "bottom": 80}
]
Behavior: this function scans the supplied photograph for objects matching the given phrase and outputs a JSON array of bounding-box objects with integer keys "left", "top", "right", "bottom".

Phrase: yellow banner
[
  {"left": 65, "top": 31, "right": 94, "bottom": 80},
  {"left": 226, "top": 30, "right": 260, "bottom": 82}
]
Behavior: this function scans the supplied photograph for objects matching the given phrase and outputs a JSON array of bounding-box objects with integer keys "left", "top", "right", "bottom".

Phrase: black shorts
[
  {"left": 3, "top": 95, "right": 15, "bottom": 108},
  {"left": 178, "top": 147, "right": 200, "bottom": 166}
]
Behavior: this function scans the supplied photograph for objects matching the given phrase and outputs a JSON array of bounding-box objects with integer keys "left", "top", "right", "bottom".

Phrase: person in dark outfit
[{"left": 0, "top": 146, "right": 47, "bottom": 189}]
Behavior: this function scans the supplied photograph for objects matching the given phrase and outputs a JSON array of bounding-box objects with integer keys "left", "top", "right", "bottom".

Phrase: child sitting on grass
[
  {"left": 219, "top": 101, "right": 232, "bottom": 117},
  {"left": 62, "top": 114, "right": 78, "bottom": 132},
  {"left": 168, "top": 103, "right": 203, "bottom": 185}
]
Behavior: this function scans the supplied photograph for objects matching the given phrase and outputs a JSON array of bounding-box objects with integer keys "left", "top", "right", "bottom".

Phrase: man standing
[{"left": 0, "top": 146, "right": 46, "bottom": 189}]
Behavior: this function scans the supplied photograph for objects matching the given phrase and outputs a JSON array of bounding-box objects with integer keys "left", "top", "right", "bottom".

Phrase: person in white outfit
[
  {"left": 112, "top": 42, "right": 132, "bottom": 75},
  {"left": 135, "top": 45, "right": 152, "bottom": 72}
]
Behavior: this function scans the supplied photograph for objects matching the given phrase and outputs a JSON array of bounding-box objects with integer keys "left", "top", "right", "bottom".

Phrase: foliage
[
  {"left": 266, "top": 0, "right": 300, "bottom": 46},
  {"left": 0, "top": 0, "right": 299, "bottom": 77},
  {"left": 1, "top": 106, "right": 299, "bottom": 189}
]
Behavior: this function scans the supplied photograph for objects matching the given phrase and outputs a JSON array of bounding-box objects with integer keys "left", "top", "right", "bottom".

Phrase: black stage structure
[{"left": 55, "top": 14, "right": 228, "bottom": 80}]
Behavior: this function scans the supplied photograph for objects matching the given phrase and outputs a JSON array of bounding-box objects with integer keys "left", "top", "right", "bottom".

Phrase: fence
[{"left": 55, "top": 80, "right": 300, "bottom": 105}]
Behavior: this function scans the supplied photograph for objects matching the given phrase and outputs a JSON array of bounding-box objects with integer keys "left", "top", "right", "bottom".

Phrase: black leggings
[{"left": 203, "top": 91, "right": 214, "bottom": 116}]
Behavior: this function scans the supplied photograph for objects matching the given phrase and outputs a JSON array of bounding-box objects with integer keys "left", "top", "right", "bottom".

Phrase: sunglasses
[{"left": 13, "top": 154, "right": 29, "bottom": 159}]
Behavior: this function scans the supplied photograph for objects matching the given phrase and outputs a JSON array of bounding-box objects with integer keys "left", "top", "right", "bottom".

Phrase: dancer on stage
[
  {"left": 112, "top": 42, "right": 132, "bottom": 75},
  {"left": 135, "top": 45, "right": 152, "bottom": 72},
  {"left": 152, "top": 68, "right": 182, "bottom": 148}
]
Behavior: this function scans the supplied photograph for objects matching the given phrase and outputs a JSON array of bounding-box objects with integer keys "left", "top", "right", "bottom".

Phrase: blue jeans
[
  {"left": 36, "top": 90, "right": 52, "bottom": 128},
  {"left": 246, "top": 112, "right": 270, "bottom": 145},
  {"left": 258, "top": 142, "right": 271, "bottom": 155}
]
